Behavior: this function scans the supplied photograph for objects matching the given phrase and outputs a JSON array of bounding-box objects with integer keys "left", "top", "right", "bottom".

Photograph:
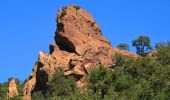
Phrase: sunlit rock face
[
  {"left": 23, "top": 5, "right": 139, "bottom": 100},
  {"left": 7, "top": 79, "right": 19, "bottom": 98}
]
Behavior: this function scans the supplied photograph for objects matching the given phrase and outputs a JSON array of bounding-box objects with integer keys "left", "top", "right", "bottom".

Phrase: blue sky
[{"left": 0, "top": 0, "right": 170, "bottom": 82}]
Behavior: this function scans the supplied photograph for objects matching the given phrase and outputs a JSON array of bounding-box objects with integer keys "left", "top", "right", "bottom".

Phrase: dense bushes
[
  {"left": 46, "top": 70, "right": 77, "bottom": 98},
  {"left": 117, "top": 43, "right": 130, "bottom": 51},
  {"left": 30, "top": 43, "right": 170, "bottom": 99},
  {"left": 0, "top": 82, "right": 8, "bottom": 100},
  {"left": 156, "top": 42, "right": 170, "bottom": 65},
  {"left": 88, "top": 65, "right": 114, "bottom": 98},
  {"left": 1, "top": 40, "right": 170, "bottom": 100},
  {"left": 73, "top": 5, "right": 81, "bottom": 10},
  {"left": 32, "top": 70, "right": 77, "bottom": 100},
  {"left": 61, "top": 7, "right": 67, "bottom": 18},
  {"left": 112, "top": 55, "right": 170, "bottom": 99},
  {"left": 0, "top": 79, "right": 23, "bottom": 100},
  {"left": 110, "top": 43, "right": 170, "bottom": 100}
]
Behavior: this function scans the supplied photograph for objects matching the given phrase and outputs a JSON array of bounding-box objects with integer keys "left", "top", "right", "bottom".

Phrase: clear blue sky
[{"left": 0, "top": 0, "right": 170, "bottom": 82}]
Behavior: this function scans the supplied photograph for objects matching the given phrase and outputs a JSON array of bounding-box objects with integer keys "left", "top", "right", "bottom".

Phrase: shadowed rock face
[
  {"left": 23, "top": 5, "right": 139, "bottom": 100},
  {"left": 55, "top": 5, "right": 111, "bottom": 55},
  {"left": 7, "top": 79, "right": 18, "bottom": 98}
]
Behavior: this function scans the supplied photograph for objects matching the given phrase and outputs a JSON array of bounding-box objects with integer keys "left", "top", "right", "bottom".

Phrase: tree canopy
[
  {"left": 132, "top": 36, "right": 152, "bottom": 56},
  {"left": 117, "top": 43, "right": 130, "bottom": 51}
]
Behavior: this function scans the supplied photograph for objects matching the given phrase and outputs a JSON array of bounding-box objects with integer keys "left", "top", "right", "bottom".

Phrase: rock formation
[
  {"left": 148, "top": 50, "right": 157, "bottom": 58},
  {"left": 7, "top": 79, "right": 19, "bottom": 98},
  {"left": 23, "top": 5, "right": 139, "bottom": 100}
]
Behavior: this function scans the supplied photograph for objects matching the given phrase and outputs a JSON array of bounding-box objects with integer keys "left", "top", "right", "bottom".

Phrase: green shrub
[
  {"left": 88, "top": 65, "right": 114, "bottom": 98},
  {"left": 113, "top": 53, "right": 170, "bottom": 99},
  {"left": 137, "top": 88, "right": 154, "bottom": 100},
  {"left": 46, "top": 70, "right": 77, "bottom": 98},
  {"left": 115, "top": 78, "right": 130, "bottom": 92},
  {"left": 32, "top": 92, "right": 45, "bottom": 100},
  {"left": 4, "top": 44, "right": 170, "bottom": 100},
  {"left": 156, "top": 42, "right": 170, "bottom": 65},
  {"left": 0, "top": 83, "right": 8, "bottom": 99},
  {"left": 73, "top": 5, "right": 81, "bottom": 10},
  {"left": 61, "top": 7, "right": 67, "bottom": 17},
  {"left": 117, "top": 43, "right": 130, "bottom": 51}
]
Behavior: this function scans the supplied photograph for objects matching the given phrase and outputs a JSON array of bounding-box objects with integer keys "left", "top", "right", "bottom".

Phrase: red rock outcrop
[
  {"left": 23, "top": 5, "right": 139, "bottom": 99},
  {"left": 148, "top": 50, "right": 157, "bottom": 58},
  {"left": 7, "top": 79, "right": 19, "bottom": 98}
]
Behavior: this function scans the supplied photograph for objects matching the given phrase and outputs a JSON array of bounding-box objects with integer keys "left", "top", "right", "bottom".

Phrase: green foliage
[
  {"left": 114, "top": 77, "right": 131, "bottom": 92},
  {"left": 155, "top": 41, "right": 170, "bottom": 49},
  {"left": 112, "top": 54, "right": 170, "bottom": 99},
  {"left": 17, "top": 84, "right": 23, "bottom": 98},
  {"left": 32, "top": 92, "right": 45, "bottom": 100},
  {"left": 114, "top": 53, "right": 133, "bottom": 67},
  {"left": 73, "top": 5, "right": 81, "bottom": 10},
  {"left": 2, "top": 40, "right": 169, "bottom": 100},
  {"left": 8, "top": 96, "right": 22, "bottom": 100},
  {"left": 155, "top": 42, "right": 166, "bottom": 49},
  {"left": 156, "top": 41, "right": 170, "bottom": 65},
  {"left": 0, "top": 78, "right": 25, "bottom": 100},
  {"left": 0, "top": 82, "right": 8, "bottom": 99},
  {"left": 132, "top": 36, "right": 152, "bottom": 56},
  {"left": 117, "top": 43, "right": 130, "bottom": 51},
  {"left": 8, "top": 77, "right": 20, "bottom": 86},
  {"left": 61, "top": 7, "right": 67, "bottom": 17},
  {"left": 88, "top": 65, "right": 114, "bottom": 98},
  {"left": 45, "top": 70, "right": 77, "bottom": 99},
  {"left": 137, "top": 86, "right": 154, "bottom": 100},
  {"left": 32, "top": 47, "right": 170, "bottom": 99}
]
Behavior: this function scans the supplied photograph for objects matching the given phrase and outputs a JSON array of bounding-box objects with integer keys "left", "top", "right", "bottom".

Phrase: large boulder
[
  {"left": 23, "top": 5, "right": 139, "bottom": 99},
  {"left": 7, "top": 79, "right": 19, "bottom": 98}
]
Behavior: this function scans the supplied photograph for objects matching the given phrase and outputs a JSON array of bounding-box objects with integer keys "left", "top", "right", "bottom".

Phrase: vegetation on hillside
[
  {"left": 0, "top": 82, "right": 8, "bottom": 100},
  {"left": 31, "top": 41, "right": 170, "bottom": 100},
  {"left": 117, "top": 43, "right": 130, "bottom": 51},
  {"left": 73, "top": 5, "right": 81, "bottom": 10},
  {"left": 0, "top": 36, "right": 170, "bottom": 100},
  {"left": 0, "top": 78, "right": 23, "bottom": 100},
  {"left": 61, "top": 6, "right": 67, "bottom": 18}
]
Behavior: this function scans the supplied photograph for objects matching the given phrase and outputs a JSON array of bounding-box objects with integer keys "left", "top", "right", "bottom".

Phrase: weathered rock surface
[
  {"left": 148, "top": 50, "right": 157, "bottom": 58},
  {"left": 23, "top": 5, "right": 139, "bottom": 99},
  {"left": 7, "top": 79, "right": 19, "bottom": 98}
]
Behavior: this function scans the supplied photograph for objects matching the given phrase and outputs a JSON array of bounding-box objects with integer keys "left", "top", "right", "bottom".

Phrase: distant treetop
[
  {"left": 117, "top": 43, "right": 130, "bottom": 51},
  {"left": 132, "top": 36, "right": 152, "bottom": 56}
]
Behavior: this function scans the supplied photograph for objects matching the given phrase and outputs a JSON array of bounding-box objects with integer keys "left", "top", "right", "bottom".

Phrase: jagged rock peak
[
  {"left": 22, "top": 5, "right": 139, "bottom": 100},
  {"left": 55, "top": 5, "right": 111, "bottom": 55}
]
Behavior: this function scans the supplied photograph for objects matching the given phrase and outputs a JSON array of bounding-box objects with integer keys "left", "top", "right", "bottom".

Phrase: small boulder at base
[{"left": 7, "top": 79, "right": 19, "bottom": 98}]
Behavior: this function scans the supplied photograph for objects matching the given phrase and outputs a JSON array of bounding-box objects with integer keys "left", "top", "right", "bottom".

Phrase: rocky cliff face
[
  {"left": 7, "top": 79, "right": 19, "bottom": 98},
  {"left": 23, "top": 5, "right": 139, "bottom": 100}
]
